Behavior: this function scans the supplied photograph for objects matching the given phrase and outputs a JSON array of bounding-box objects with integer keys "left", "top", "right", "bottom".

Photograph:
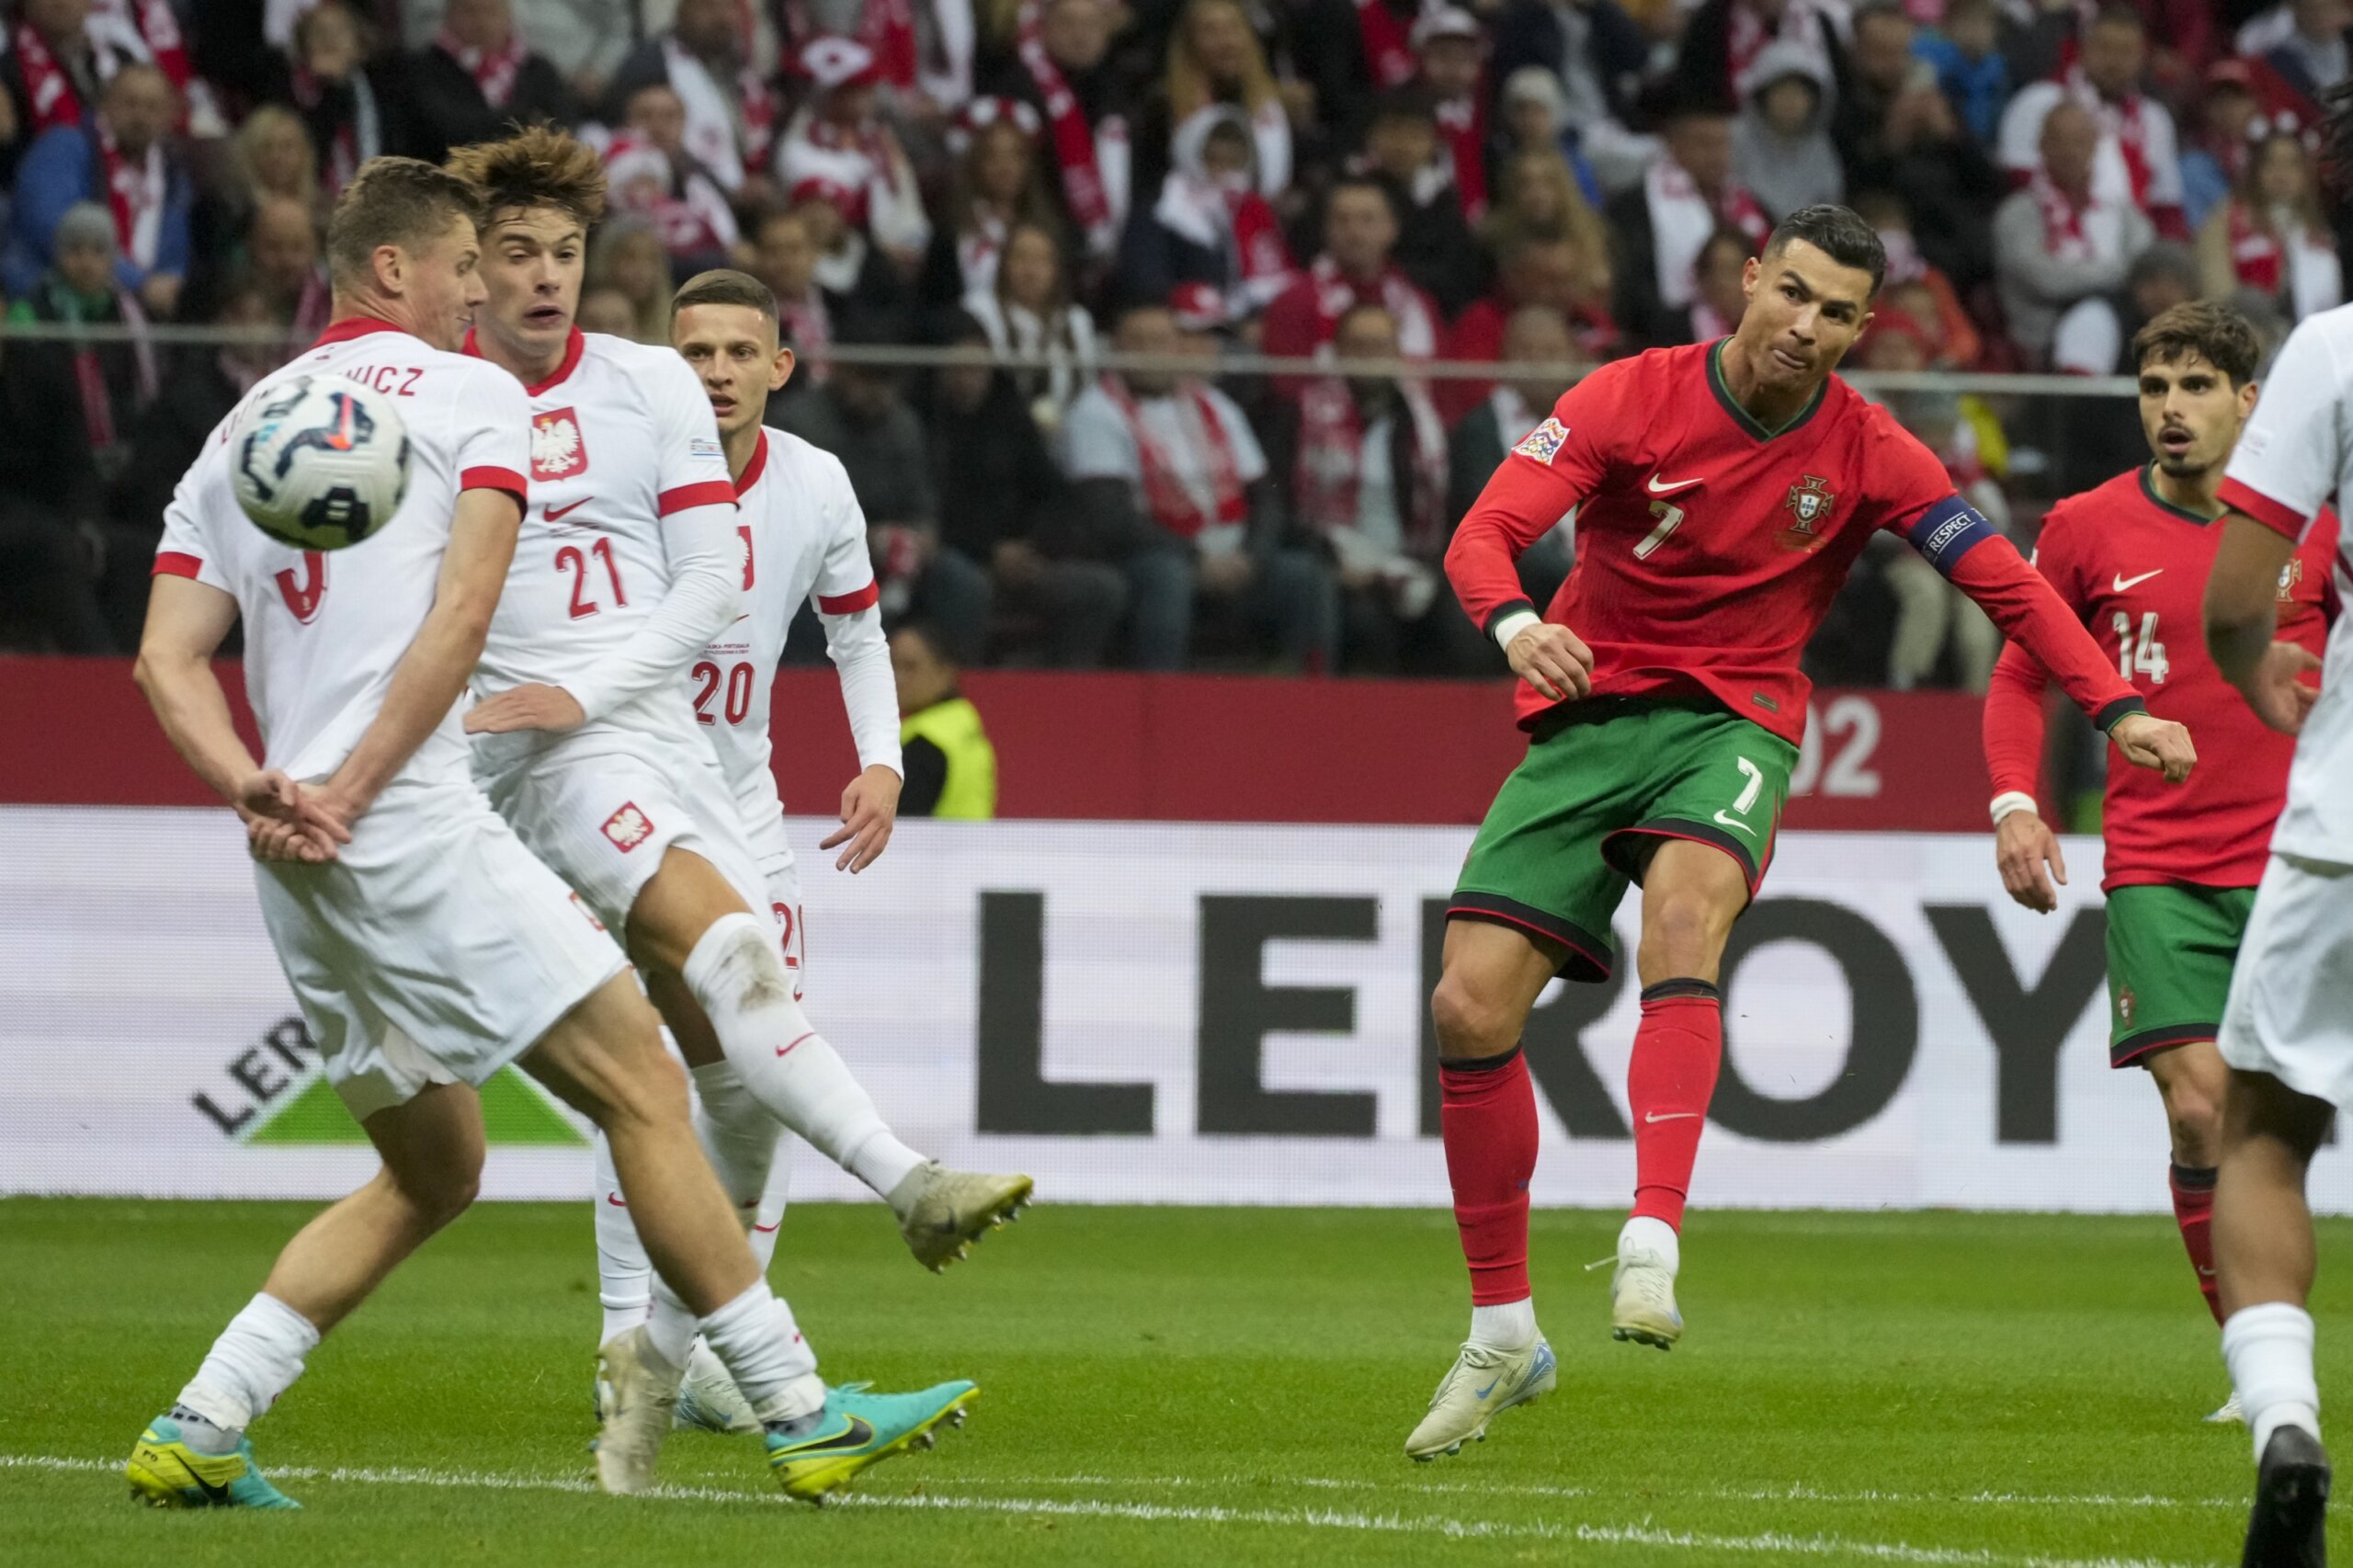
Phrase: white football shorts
[
  {"left": 482, "top": 730, "right": 772, "bottom": 937},
  {"left": 763, "top": 856, "right": 808, "bottom": 997},
  {"left": 255, "top": 774, "right": 627, "bottom": 1122},
  {"left": 2219, "top": 851, "right": 2353, "bottom": 1109}
]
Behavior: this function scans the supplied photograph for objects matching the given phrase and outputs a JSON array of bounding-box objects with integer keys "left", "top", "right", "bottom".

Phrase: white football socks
[
  {"left": 2224, "top": 1301, "right": 2323, "bottom": 1460},
  {"left": 1469, "top": 1299, "right": 1538, "bottom": 1351},
  {"left": 679, "top": 913, "right": 925, "bottom": 1199},
  {"left": 591, "top": 1131, "right": 653, "bottom": 1346},
  {"left": 694, "top": 1279, "right": 823, "bottom": 1425},
  {"left": 1620, "top": 1215, "right": 1681, "bottom": 1271},
  {"left": 689, "top": 1059, "right": 784, "bottom": 1228},
  {"left": 176, "top": 1293, "right": 319, "bottom": 1433}
]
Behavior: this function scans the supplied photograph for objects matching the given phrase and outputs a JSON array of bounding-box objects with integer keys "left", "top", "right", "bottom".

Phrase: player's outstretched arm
[
  {"left": 2208, "top": 512, "right": 2323, "bottom": 735},
  {"left": 1983, "top": 639, "right": 2065, "bottom": 913},
  {"left": 324, "top": 487, "right": 522, "bottom": 825}
]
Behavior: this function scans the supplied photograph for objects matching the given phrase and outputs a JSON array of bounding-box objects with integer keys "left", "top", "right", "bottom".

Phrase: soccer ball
[{"left": 230, "top": 373, "right": 413, "bottom": 551}]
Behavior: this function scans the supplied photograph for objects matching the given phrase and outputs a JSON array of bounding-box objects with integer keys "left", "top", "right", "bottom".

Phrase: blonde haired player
[
  {"left": 121, "top": 156, "right": 947, "bottom": 1510},
  {"left": 441, "top": 129, "right": 1024, "bottom": 1488}
]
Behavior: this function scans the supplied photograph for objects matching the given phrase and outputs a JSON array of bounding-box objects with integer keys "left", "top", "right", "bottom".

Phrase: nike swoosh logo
[
  {"left": 777, "top": 1031, "right": 815, "bottom": 1057},
  {"left": 1474, "top": 1376, "right": 1502, "bottom": 1399},
  {"left": 1712, "top": 810, "right": 1756, "bottom": 837},
  {"left": 775, "top": 1415, "right": 874, "bottom": 1455},
  {"left": 2113, "top": 569, "right": 2164, "bottom": 591},
  {"left": 547, "top": 497, "right": 592, "bottom": 522},
  {"left": 605, "top": 1192, "right": 627, "bottom": 1208},
  {"left": 1643, "top": 1110, "right": 1700, "bottom": 1123},
  {"left": 1648, "top": 473, "right": 1704, "bottom": 494},
  {"left": 188, "top": 1471, "right": 232, "bottom": 1503},
  {"left": 753, "top": 1221, "right": 779, "bottom": 1233}
]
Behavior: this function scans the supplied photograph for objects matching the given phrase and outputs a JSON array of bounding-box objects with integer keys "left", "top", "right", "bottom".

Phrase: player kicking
[
  {"left": 1982, "top": 301, "right": 2336, "bottom": 1429},
  {"left": 441, "top": 130, "right": 1019, "bottom": 1491},
  {"left": 2197, "top": 242, "right": 2353, "bottom": 1562},
  {"left": 122, "top": 156, "right": 965, "bottom": 1511},
  {"left": 1408, "top": 204, "right": 2197, "bottom": 1461}
]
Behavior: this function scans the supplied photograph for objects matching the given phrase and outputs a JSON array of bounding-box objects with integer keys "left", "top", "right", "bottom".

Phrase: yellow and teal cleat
[
  {"left": 126, "top": 1415, "right": 300, "bottom": 1509},
  {"left": 766, "top": 1381, "right": 977, "bottom": 1504}
]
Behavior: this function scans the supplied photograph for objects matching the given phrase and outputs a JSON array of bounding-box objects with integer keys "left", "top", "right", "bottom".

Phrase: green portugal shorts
[
  {"left": 1449, "top": 698, "right": 1800, "bottom": 982},
  {"left": 2104, "top": 881, "right": 2256, "bottom": 1068}
]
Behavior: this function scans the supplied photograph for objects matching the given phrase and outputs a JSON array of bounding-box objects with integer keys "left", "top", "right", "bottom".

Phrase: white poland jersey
[
  {"left": 696, "top": 426, "right": 900, "bottom": 859},
  {"left": 466, "top": 327, "right": 742, "bottom": 776},
  {"left": 154, "top": 317, "right": 530, "bottom": 785},
  {"left": 2217, "top": 301, "right": 2353, "bottom": 868}
]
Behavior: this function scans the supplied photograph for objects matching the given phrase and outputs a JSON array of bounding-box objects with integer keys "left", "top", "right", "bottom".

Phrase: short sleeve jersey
[
  {"left": 468, "top": 328, "right": 737, "bottom": 764},
  {"left": 2033, "top": 467, "right": 2337, "bottom": 888},
  {"left": 695, "top": 427, "right": 881, "bottom": 829},
  {"left": 1487, "top": 340, "right": 1972, "bottom": 743},
  {"left": 2218, "top": 302, "right": 2353, "bottom": 866},
  {"left": 153, "top": 318, "right": 529, "bottom": 785}
]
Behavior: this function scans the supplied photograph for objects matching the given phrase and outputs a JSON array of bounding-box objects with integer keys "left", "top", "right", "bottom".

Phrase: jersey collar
[
  {"left": 2140, "top": 462, "right": 2219, "bottom": 525},
  {"left": 737, "top": 427, "right": 770, "bottom": 493},
  {"left": 311, "top": 315, "right": 409, "bottom": 349},
  {"left": 460, "top": 324, "right": 586, "bottom": 395},
  {"left": 1705, "top": 337, "right": 1827, "bottom": 443}
]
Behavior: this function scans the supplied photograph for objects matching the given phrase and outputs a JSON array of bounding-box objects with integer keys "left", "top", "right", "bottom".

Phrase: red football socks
[
  {"left": 1439, "top": 1047, "right": 1540, "bottom": 1305},
  {"left": 1629, "top": 981, "right": 1723, "bottom": 1231},
  {"left": 2169, "top": 1162, "right": 2222, "bottom": 1324}
]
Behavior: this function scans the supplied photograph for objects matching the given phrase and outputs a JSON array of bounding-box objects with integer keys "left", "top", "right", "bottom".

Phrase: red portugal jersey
[
  {"left": 1448, "top": 340, "right": 2142, "bottom": 746},
  {"left": 1983, "top": 466, "right": 2339, "bottom": 890}
]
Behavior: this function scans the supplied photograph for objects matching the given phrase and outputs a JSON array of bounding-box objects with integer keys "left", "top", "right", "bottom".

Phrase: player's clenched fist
[
  {"left": 1506, "top": 622, "right": 1594, "bottom": 703},
  {"left": 2109, "top": 711, "right": 2197, "bottom": 783},
  {"left": 1993, "top": 810, "right": 2067, "bottom": 915}
]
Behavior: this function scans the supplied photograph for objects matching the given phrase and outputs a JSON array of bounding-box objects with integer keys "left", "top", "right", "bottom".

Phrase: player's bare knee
[
  {"left": 387, "top": 1153, "right": 480, "bottom": 1233},
  {"left": 1642, "top": 894, "right": 1732, "bottom": 978},
  {"left": 1431, "top": 970, "right": 1518, "bottom": 1060}
]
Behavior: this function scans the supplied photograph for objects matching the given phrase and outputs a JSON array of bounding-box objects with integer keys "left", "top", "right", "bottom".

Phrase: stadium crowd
[{"left": 0, "top": 0, "right": 2345, "bottom": 684}]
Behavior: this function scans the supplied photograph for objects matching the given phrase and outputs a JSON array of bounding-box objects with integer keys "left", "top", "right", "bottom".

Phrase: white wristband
[
  {"left": 1989, "top": 791, "right": 2039, "bottom": 826},
  {"left": 1491, "top": 608, "right": 1542, "bottom": 650}
]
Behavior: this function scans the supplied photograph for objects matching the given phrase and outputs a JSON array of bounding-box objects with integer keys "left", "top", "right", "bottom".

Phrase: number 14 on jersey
[{"left": 2111, "top": 610, "right": 2169, "bottom": 685}]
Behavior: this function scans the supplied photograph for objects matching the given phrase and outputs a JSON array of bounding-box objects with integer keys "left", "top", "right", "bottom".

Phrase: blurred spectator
[
  {"left": 3, "top": 62, "right": 187, "bottom": 314},
  {"left": 1669, "top": 0, "right": 1850, "bottom": 117},
  {"left": 245, "top": 194, "right": 330, "bottom": 339},
  {"left": 1831, "top": 3, "right": 1915, "bottom": 150},
  {"left": 1854, "top": 188, "right": 1984, "bottom": 369},
  {"left": 1142, "top": 0, "right": 1290, "bottom": 201},
  {"left": 1732, "top": 39, "right": 1843, "bottom": 222},
  {"left": 892, "top": 621, "right": 997, "bottom": 820},
  {"left": 2048, "top": 241, "right": 2198, "bottom": 488},
  {"left": 1493, "top": 66, "right": 1606, "bottom": 210},
  {"left": 990, "top": 0, "right": 1132, "bottom": 271},
  {"left": 778, "top": 0, "right": 977, "bottom": 120},
  {"left": 779, "top": 322, "right": 992, "bottom": 665},
  {"left": 1120, "top": 105, "right": 1293, "bottom": 332},
  {"left": 398, "top": 0, "right": 640, "bottom": 101},
  {"left": 1260, "top": 176, "right": 1439, "bottom": 388},
  {"left": 750, "top": 207, "right": 835, "bottom": 393},
  {"left": 1267, "top": 301, "right": 1485, "bottom": 675},
  {"left": 1481, "top": 144, "right": 1611, "bottom": 275},
  {"left": 1445, "top": 301, "right": 1576, "bottom": 609},
  {"left": 930, "top": 312, "right": 1128, "bottom": 666},
  {"left": 964, "top": 221, "right": 1098, "bottom": 432},
  {"left": 2256, "top": 0, "right": 2351, "bottom": 119},
  {"left": 1056, "top": 302, "right": 1339, "bottom": 671},
  {"left": 608, "top": 0, "right": 776, "bottom": 196},
  {"left": 272, "top": 1, "right": 404, "bottom": 197},
  {"left": 919, "top": 98, "right": 1061, "bottom": 316},
  {"left": 1672, "top": 225, "right": 1751, "bottom": 345},
  {"left": 2179, "top": 62, "right": 2265, "bottom": 233},
  {"left": 1280, "top": 0, "right": 1427, "bottom": 157},
  {"left": 1442, "top": 224, "right": 1612, "bottom": 418},
  {"left": 1995, "top": 6, "right": 2186, "bottom": 239},
  {"left": 407, "top": 0, "right": 577, "bottom": 161},
  {"left": 776, "top": 37, "right": 932, "bottom": 270},
  {"left": 0, "top": 200, "right": 155, "bottom": 652},
  {"left": 1415, "top": 7, "right": 1488, "bottom": 218},
  {"left": 790, "top": 174, "right": 914, "bottom": 319},
  {"left": 188, "top": 102, "right": 322, "bottom": 313},
  {"left": 2197, "top": 130, "right": 2342, "bottom": 324},
  {"left": 1915, "top": 0, "right": 2007, "bottom": 147},
  {"left": 1836, "top": 28, "right": 2003, "bottom": 294},
  {"left": 3, "top": 0, "right": 142, "bottom": 177},
  {"left": 1607, "top": 101, "right": 1769, "bottom": 347},
  {"left": 1488, "top": 0, "right": 1655, "bottom": 194},
  {"left": 604, "top": 83, "right": 740, "bottom": 272},
  {"left": 576, "top": 283, "right": 638, "bottom": 336},
  {"left": 1994, "top": 101, "right": 2155, "bottom": 364},
  {"left": 583, "top": 214, "right": 674, "bottom": 343},
  {"left": 1358, "top": 87, "right": 1483, "bottom": 315}
]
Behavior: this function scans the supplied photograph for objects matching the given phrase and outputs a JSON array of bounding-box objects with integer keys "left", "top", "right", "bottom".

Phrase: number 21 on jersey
[{"left": 2111, "top": 610, "right": 2169, "bottom": 685}]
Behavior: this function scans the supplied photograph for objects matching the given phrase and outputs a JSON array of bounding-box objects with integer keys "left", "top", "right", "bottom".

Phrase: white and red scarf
[
  {"left": 2230, "top": 201, "right": 2286, "bottom": 293},
  {"left": 663, "top": 34, "right": 777, "bottom": 192},
  {"left": 1725, "top": 0, "right": 1837, "bottom": 98},
  {"left": 2063, "top": 63, "right": 2156, "bottom": 211},
  {"left": 1019, "top": 30, "right": 1129, "bottom": 260},
  {"left": 1644, "top": 157, "right": 1769, "bottom": 310},
  {"left": 2031, "top": 168, "right": 2105, "bottom": 263},
  {"left": 1355, "top": 0, "right": 1419, "bottom": 89},
  {"left": 290, "top": 62, "right": 381, "bottom": 194},
  {"left": 1302, "top": 254, "right": 1438, "bottom": 358},
  {"left": 1292, "top": 375, "right": 1447, "bottom": 549},
  {"left": 1103, "top": 375, "right": 1246, "bottom": 539},
  {"left": 778, "top": 290, "right": 833, "bottom": 382},
  {"left": 98, "top": 123, "right": 165, "bottom": 270},
  {"left": 958, "top": 209, "right": 1010, "bottom": 297},
  {"left": 1436, "top": 92, "right": 1486, "bottom": 219},
  {"left": 784, "top": 0, "right": 917, "bottom": 88},
  {"left": 434, "top": 25, "right": 528, "bottom": 109},
  {"left": 1152, "top": 169, "right": 1296, "bottom": 319},
  {"left": 11, "top": 9, "right": 148, "bottom": 135},
  {"left": 41, "top": 277, "right": 159, "bottom": 460},
  {"left": 2226, "top": 200, "right": 2344, "bottom": 319},
  {"left": 604, "top": 133, "right": 738, "bottom": 256}
]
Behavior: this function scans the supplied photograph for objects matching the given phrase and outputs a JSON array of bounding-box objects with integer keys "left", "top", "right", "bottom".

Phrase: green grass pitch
[{"left": 0, "top": 1197, "right": 2342, "bottom": 1565}]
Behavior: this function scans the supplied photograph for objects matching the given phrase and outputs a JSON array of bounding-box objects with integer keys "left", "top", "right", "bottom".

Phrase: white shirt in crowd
[{"left": 1056, "top": 379, "right": 1267, "bottom": 557}]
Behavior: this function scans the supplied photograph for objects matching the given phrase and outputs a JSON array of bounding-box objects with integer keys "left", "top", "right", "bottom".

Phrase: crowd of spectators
[{"left": 0, "top": 0, "right": 2346, "bottom": 687}]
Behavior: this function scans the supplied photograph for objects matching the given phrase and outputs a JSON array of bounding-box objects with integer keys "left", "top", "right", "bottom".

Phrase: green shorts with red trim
[
  {"left": 2104, "top": 881, "right": 2256, "bottom": 1068},
  {"left": 1449, "top": 697, "right": 1798, "bottom": 981}
]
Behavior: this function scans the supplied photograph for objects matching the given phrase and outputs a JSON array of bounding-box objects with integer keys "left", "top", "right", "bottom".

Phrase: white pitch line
[{"left": 0, "top": 1452, "right": 2210, "bottom": 1568}]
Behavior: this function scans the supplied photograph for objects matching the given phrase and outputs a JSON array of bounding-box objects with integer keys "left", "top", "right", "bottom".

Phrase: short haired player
[
  {"left": 1415, "top": 204, "right": 2196, "bottom": 1461},
  {"left": 2193, "top": 88, "right": 2353, "bottom": 1561},
  {"left": 1983, "top": 301, "right": 2337, "bottom": 1427},
  {"left": 120, "top": 157, "right": 923, "bottom": 1509},
  {"left": 440, "top": 129, "right": 1017, "bottom": 1494}
]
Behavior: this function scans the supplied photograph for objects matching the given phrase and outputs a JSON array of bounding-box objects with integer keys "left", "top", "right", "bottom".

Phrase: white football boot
[
  {"left": 1609, "top": 1217, "right": 1683, "bottom": 1349},
  {"left": 594, "top": 1326, "right": 684, "bottom": 1494},
  {"left": 1404, "top": 1337, "right": 1558, "bottom": 1460}
]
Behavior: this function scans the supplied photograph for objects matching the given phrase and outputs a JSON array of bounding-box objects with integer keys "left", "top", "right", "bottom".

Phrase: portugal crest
[
  {"left": 1783, "top": 474, "right": 1836, "bottom": 537},
  {"left": 531, "top": 407, "right": 587, "bottom": 481},
  {"left": 2279, "top": 559, "right": 2306, "bottom": 600}
]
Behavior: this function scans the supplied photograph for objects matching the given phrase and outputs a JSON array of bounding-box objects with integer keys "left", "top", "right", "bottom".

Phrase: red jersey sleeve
[
  {"left": 1444, "top": 359, "right": 1629, "bottom": 635},
  {"left": 1980, "top": 512, "right": 2085, "bottom": 802}
]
